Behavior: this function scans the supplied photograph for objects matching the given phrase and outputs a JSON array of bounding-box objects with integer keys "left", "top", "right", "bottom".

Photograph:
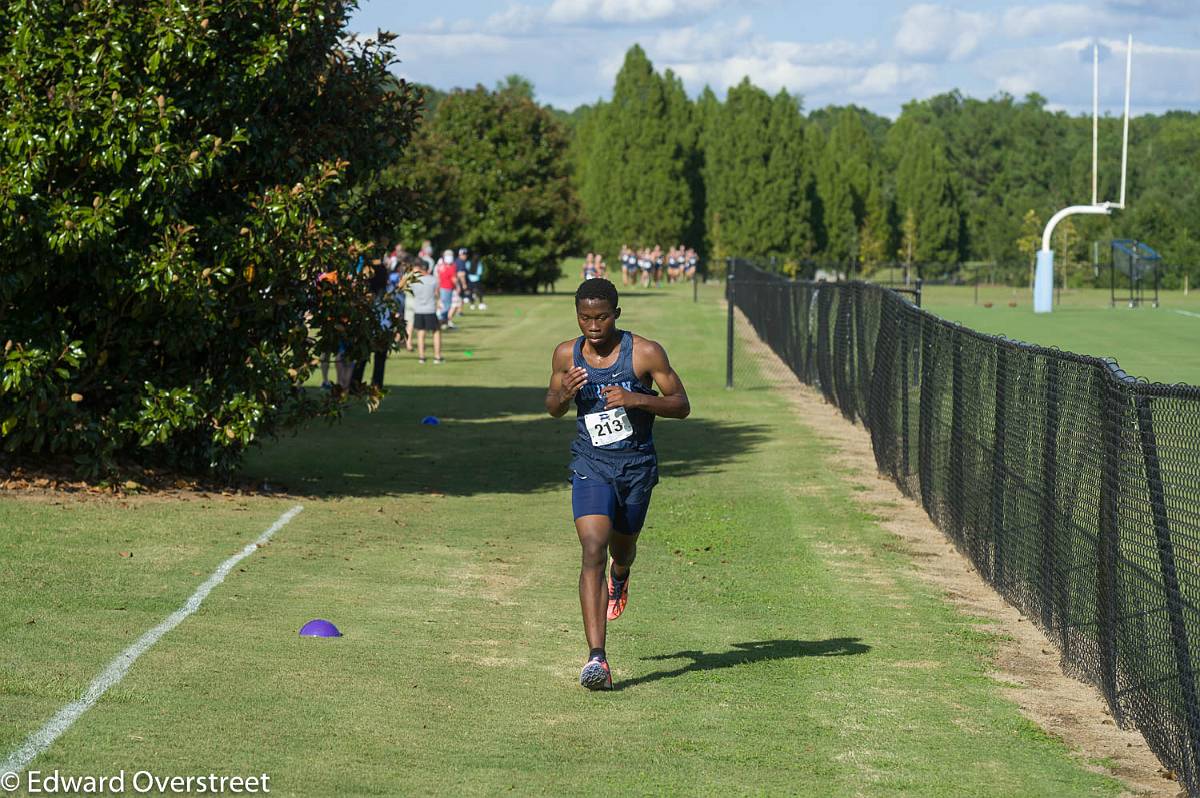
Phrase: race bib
[{"left": 584, "top": 407, "right": 633, "bottom": 447}]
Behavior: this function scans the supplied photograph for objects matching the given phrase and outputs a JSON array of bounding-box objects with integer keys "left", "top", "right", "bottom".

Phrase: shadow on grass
[
  {"left": 616, "top": 638, "right": 871, "bottom": 691},
  {"left": 242, "top": 385, "right": 769, "bottom": 498}
]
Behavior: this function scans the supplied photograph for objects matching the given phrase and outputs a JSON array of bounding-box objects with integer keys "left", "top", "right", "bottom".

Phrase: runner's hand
[
  {"left": 602, "top": 385, "right": 636, "bottom": 410},
  {"left": 562, "top": 366, "right": 588, "bottom": 400}
]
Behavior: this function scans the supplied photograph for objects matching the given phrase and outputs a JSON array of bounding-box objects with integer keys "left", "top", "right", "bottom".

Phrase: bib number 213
[{"left": 585, "top": 407, "right": 634, "bottom": 447}]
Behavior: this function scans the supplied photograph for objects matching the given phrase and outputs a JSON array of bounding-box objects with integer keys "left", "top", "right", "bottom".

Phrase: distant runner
[{"left": 544, "top": 279, "right": 691, "bottom": 690}]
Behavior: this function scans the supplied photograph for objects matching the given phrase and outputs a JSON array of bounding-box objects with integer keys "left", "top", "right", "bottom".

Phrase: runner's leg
[
  {"left": 576, "top": 515, "right": 610, "bottom": 652},
  {"left": 609, "top": 530, "right": 636, "bottom": 580}
]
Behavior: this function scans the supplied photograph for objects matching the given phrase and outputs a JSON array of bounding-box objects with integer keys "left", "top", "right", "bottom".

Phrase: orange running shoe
[
  {"left": 579, "top": 656, "right": 612, "bottom": 690},
  {"left": 607, "top": 571, "right": 629, "bottom": 621}
]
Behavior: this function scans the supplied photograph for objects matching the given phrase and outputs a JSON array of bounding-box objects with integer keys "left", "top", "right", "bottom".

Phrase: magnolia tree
[{"left": 0, "top": 1, "right": 421, "bottom": 473}]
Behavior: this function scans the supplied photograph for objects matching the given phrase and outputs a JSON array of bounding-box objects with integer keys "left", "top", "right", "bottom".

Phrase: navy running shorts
[{"left": 571, "top": 474, "right": 652, "bottom": 535}]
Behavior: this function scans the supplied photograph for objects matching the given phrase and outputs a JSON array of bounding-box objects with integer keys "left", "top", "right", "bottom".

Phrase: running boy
[{"left": 544, "top": 278, "right": 691, "bottom": 690}]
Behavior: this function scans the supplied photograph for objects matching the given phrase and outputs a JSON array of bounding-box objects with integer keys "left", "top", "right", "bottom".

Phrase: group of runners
[
  {"left": 581, "top": 246, "right": 701, "bottom": 289},
  {"left": 617, "top": 244, "right": 700, "bottom": 288}
]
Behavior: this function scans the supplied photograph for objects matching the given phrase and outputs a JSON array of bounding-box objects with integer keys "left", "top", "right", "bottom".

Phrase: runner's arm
[
  {"left": 602, "top": 340, "right": 690, "bottom": 419},
  {"left": 546, "top": 342, "right": 588, "bottom": 418}
]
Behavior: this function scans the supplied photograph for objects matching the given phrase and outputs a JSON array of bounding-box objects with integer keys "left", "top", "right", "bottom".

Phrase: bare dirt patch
[{"left": 733, "top": 307, "right": 1180, "bottom": 798}]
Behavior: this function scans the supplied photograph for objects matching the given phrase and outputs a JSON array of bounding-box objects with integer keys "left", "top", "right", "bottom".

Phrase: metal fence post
[
  {"left": 726, "top": 258, "right": 734, "bottom": 389},
  {"left": 949, "top": 335, "right": 966, "bottom": 544},
  {"left": 867, "top": 288, "right": 898, "bottom": 473},
  {"left": 1038, "top": 358, "right": 1062, "bottom": 641},
  {"left": 990, "top": 346, "right": 1008, "bottom": 587},
  {"left": 899, "top": 315, "right": 910, "bottom": 482},
  {"left": 1097, "top": 370, "right": 1123, "bottom": 724},
  {"left": 918, "top": 316, "right": 936, "bottom": 516}
]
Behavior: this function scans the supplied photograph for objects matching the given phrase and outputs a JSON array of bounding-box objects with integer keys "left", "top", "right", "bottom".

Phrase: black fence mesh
[{"left": 728, "top": 260, "right": 1200, "bottom": 792}]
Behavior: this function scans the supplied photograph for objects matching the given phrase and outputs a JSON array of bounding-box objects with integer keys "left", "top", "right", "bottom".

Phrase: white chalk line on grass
[
  {"left": 1175, "top": 309, "right": 1200, "bottom": 319},
  {"left": 1, "top": 504, "right": 303, "bottom": 776}
]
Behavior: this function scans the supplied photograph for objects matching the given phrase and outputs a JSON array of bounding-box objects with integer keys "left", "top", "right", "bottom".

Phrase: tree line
[
  {"left": 569, "top": 45, "right": 1200, "bottom": 288},
  {"left": 6, "top": 8, "right": 1196, "bottom": 476}
]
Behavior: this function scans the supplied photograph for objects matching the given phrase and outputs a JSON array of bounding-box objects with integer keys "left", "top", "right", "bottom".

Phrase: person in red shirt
[{"left": 436, "top": 250, "right": 459, "bottom": 328}]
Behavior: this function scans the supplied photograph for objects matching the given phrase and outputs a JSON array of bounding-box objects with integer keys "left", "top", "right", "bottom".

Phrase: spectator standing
[
  {"left": 466, "top": 253, "right": 486, "bottom": 310},
  {"left": 455, "top": 247, "right": 472, "bottom": 307},
  {"left": 410, "top": 259, "right": 443, "bottom": 364},
  {"left": 352, "top": 261, "right": 393, "bottom": 388},
  {"left": 436, "top": 249, "right": 459, "bottom": 329}
]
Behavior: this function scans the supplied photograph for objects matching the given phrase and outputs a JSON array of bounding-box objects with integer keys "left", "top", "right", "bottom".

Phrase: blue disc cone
[
  {"left": 421, "top": 416, "right": 440, "bottom": 426},
  {"left": 299, "top": 619, "right": 342, "bottom": 637}
]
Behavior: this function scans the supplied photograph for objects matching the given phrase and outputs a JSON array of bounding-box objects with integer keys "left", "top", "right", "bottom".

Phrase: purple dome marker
[{"left": 299, "top": 619, "right": 342, "bottom": 637}]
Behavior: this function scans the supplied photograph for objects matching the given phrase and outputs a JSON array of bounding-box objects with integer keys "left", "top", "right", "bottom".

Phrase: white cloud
[
  {"left": 397, "top": 31, "right": 519, "bottom": 58},
  {"left": 1002, "top": 4, "right": 1113, "bottom": 38},
  {"left": 668, "top": 58, "right": 862, "bottom": 95},
  {"left": 484, "top": 4, "right": 544, "bottom": 34},
  {"left": 755, "top": 38, "right": 880, "bottom": 67},
  {"left": 375, "top": 2, "right": 1200, "bottom": 117},
  {"left": 649, "top": 16, "right": 753, "bottom": 62},
  {"left": 986, "top": 36, "right": 1200, "bottom": 113},
  {"left": 895, "top": 4, "right": 991, "bottom": 61},
  {"left": 852, "top": 62, "right": 936, "bottom": 97},
  {"left": 546, "top": 0, "right": 724, "bottom": 25}
]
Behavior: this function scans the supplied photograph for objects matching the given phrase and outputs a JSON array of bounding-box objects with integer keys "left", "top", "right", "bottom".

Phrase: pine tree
[
  {"left": 577, "top": 46, "right": 695, "bottom": 257},
  {"left": 817, "top": 109, "right": 876, "bottom": 264},
  {"left": 858, "top": 176, "right": 893, "bottom": 272},
  {"left": 693, "top": 85, "right": 721, "bottom": 256},
  {"left": 764, "top": 90, "right": 815, "bottom": 260},
  {"left": 890, "top": 117, "right": 961, "bottom": 263},
  {"left": 705, "top": 78, "right": 774, "bottom": 258},
  {"left": 804, "top": 123, "right": 829, "bottom": 256}
]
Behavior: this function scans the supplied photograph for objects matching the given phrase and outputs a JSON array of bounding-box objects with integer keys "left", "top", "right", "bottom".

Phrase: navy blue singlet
[
  {"left": 567, "top": 331, "right": 659, "bottom": 500},
  {"left": 571, "top": 332, "right": 656, "bottom": 458}
]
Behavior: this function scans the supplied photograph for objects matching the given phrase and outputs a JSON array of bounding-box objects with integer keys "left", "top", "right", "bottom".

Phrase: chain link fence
[{"left": 727, "top": 259, "right": 1200, "bottom": 793}]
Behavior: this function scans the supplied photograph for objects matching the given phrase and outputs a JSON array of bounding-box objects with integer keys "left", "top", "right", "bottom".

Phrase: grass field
[
  {"left": 919, "top": 284, "right": 1200, "bottom": 385},
  {"left": 0, "top": 281, "right": 1131, "bottom": 795}
]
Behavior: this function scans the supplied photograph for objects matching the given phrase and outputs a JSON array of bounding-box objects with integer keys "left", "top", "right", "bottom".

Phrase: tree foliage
[
  {"left": 888, "top": 117, "right": 961, "bottom": 264},
  {"left": 396, "top": 85, "right": 581, "bottom": 291},
  {"left": 566, "top": 46, "right": 1200, "bottom": 288},
  {"left": 575, "top": 46, "right": 697, "bottom": 255},
  {"left": 703, "top": 81, "right": 814, "bottom": 262},
  {"left": 0, "top": 0, "right": 421, "bottom": 473}
]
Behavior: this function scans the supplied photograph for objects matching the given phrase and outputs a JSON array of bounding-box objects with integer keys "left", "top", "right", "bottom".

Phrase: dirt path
[{"left": 734, "top": 307, "right": 1181, "bottom": 798}]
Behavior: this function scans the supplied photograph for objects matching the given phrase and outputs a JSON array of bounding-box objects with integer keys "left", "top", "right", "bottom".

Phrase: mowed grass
[
  {"left": 0, "top": 280, "right": 1127, "bottom": 796},
  {"left": 920, "top": 284, "right": 1200, "bottom": 385}
]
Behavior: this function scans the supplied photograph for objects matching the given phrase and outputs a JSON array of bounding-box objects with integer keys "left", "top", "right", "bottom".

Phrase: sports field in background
[
  {"left": 919, "top": 285, "right": 1200, "bottom": 386},
  {"left": 0, "top": 281, "right": 1131, "bottom": 795}
]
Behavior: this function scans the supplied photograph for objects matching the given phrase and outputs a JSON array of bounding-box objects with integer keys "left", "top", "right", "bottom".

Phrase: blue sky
[{"left": 351, "top": 1, "right": 1200, "bottom": 117}]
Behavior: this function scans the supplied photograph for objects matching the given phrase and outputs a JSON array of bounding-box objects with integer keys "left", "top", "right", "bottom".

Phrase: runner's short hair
[{"left": 575, "top": 278, "right": 618, "bottom": 310}]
